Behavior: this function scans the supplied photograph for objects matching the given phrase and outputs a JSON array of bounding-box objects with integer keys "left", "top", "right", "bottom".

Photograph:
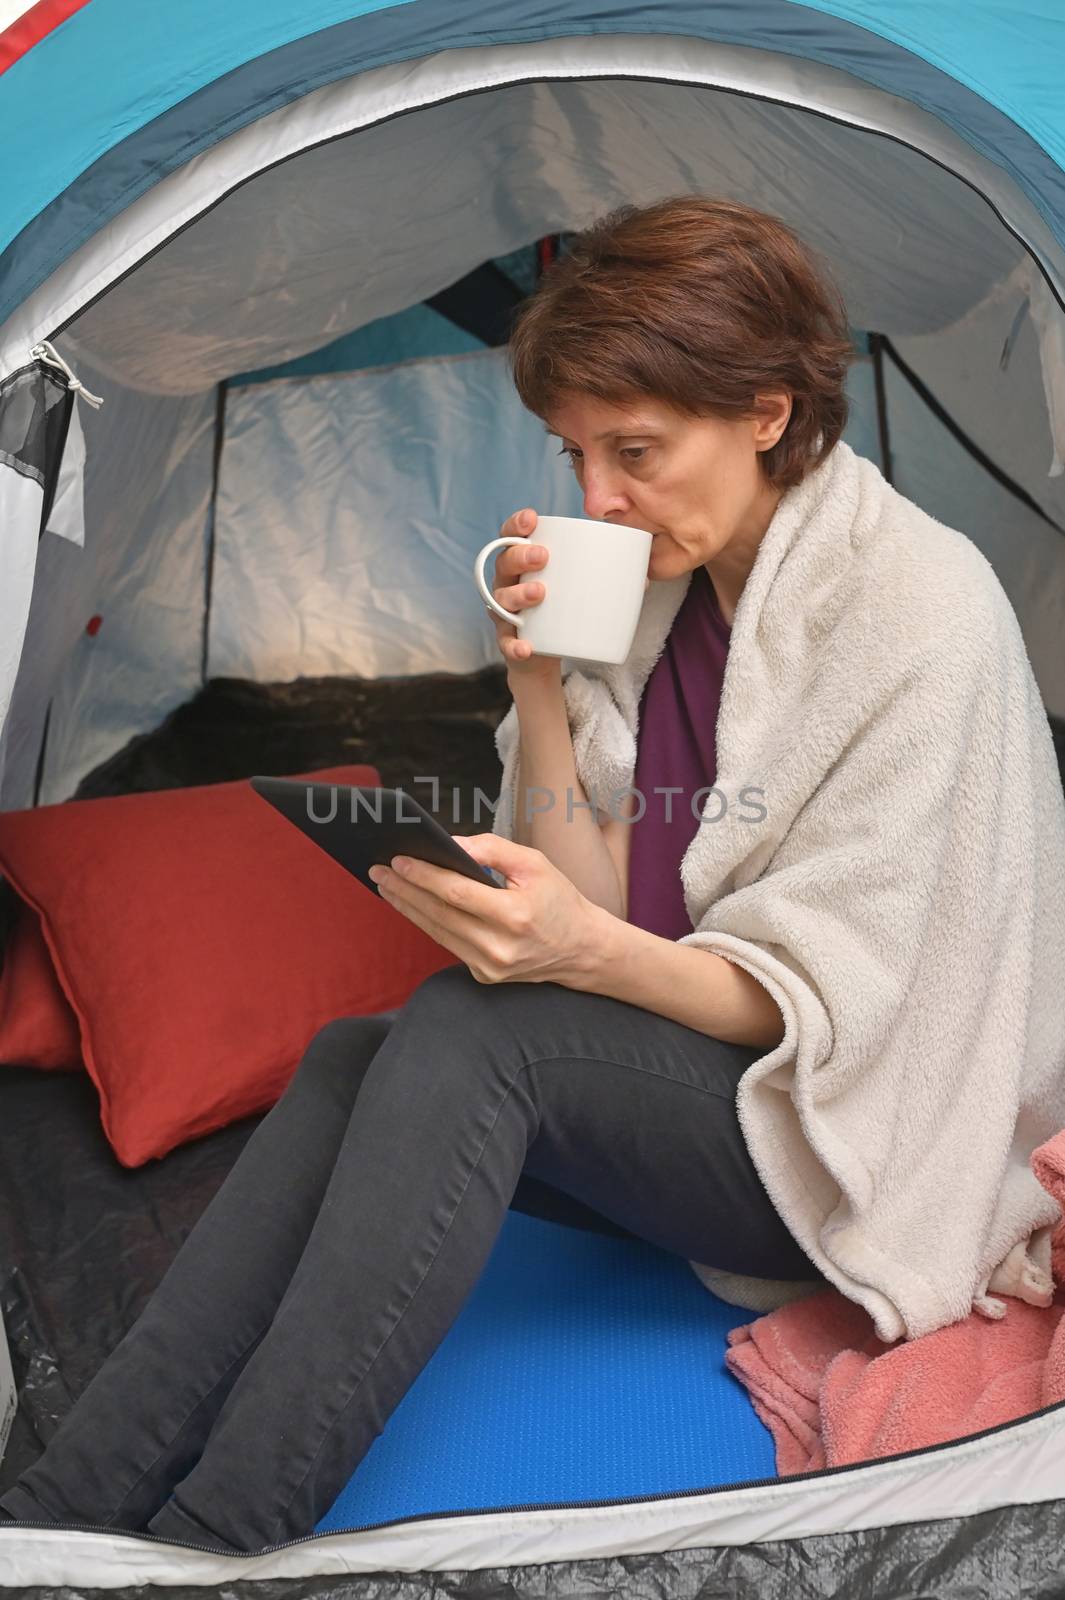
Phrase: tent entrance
[
  {"left": 5, "top": 53, "right": 1065, "bottom": 808},
  {"left": 6, "top": 29, "right": 1065, "bottom": 373}
]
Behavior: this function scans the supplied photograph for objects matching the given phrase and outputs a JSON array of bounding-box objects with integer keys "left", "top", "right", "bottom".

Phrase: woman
[{"left": 2, "top": 196, "right": 1062, "bottom": 1553}]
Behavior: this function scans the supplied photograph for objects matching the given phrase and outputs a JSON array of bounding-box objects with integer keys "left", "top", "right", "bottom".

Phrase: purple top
[{"left": 626, "top": 564, "right": 732, "bottom": 939}]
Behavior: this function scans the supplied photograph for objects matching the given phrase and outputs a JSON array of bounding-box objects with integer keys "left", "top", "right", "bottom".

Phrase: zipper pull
[{"left": 31, "top": 339, "right": 104, "bottom": 409}]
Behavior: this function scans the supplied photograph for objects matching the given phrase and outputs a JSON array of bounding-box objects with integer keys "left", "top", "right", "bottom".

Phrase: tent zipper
[
  {"left": 4, "top": 1396, "right": 1064, "bottom": 1554},
  {"left": 40, "top": 72, "right": 1065, "bottom": 349},
  {"left": 0, "top": 1472, "right": 789, "bottom": 1555}
]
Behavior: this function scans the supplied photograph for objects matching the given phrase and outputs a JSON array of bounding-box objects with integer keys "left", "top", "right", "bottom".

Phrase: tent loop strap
[{"left": 30, "top": 339, "right": 104, "bottom": 408}]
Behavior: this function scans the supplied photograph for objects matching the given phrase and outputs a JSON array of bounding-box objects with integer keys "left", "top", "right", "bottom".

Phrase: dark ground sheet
[
  {"left": 71, "top": 666, "right": 514, "bottom": 835},
  {"left": 3, "top": 666, "right": 512, "bottom": 1479},
  {"left": 0, "top": 1065, "right": 265, "bottom": 1488}
]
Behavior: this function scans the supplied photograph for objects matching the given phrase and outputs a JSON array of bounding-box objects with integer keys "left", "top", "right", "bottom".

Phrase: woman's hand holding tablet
[{"left": 250, "top": 777, "right": 606, "bottom": 988}]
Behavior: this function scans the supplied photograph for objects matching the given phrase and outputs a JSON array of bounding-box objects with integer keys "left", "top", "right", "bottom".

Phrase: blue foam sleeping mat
[{"left": 316, "top": 1210, "right": 776, "bottom": 1534}]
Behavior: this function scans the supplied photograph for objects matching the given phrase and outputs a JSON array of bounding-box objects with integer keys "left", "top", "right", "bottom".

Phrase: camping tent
[{"left": 2, "top": 0, "right": 1065, "bottom": 1594}]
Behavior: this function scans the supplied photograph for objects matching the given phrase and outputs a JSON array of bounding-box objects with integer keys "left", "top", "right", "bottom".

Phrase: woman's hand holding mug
[
  {"left": 476, "top": 509, "right": 654, "bottom": 675},
  {"left": 483, "top": 509, "right": 560, "bottom": 686}
]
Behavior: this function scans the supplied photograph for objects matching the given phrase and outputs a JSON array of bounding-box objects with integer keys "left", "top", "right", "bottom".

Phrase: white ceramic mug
[{"left": 473, "top": 516, "right": 654, "bottom": 664}]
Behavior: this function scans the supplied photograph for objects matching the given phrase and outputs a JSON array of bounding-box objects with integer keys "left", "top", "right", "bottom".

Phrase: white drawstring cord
[{"left": 31, "top": 340, "right": 104, "bottom": 408}]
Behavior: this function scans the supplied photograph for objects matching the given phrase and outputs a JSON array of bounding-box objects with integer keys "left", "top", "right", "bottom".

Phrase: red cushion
[
  {"left": 0, "top": 766, "right": 461, "bottom": 1166},
  {"left": 0, "top": 900, "right": 82, "bottom": 1070}
]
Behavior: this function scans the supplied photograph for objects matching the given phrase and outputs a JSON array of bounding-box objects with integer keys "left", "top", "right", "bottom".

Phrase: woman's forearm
[
  {"left": 508, "top": 676, "right": 625, "bottom": 919},
  {"left": 572, "top": 905, "right": 787, "bottom": 1051}
]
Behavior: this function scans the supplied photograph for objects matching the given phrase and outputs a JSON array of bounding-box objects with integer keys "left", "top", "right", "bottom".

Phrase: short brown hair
[{"left": 508, "top": 196, "right": 853, "bottom": 491}]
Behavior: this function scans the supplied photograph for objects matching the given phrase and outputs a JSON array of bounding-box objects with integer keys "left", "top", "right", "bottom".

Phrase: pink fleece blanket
[{"left": 724, "top": 1133, "right": 1065, "bottom": 1473}]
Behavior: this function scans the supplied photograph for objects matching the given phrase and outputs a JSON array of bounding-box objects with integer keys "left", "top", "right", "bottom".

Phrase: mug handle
[{"left": 473, "top": 537, "right": 531, "bottom": 629}]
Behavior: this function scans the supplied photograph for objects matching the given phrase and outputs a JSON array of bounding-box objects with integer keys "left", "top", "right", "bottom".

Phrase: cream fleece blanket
[{"left": 491, "top": 439, "right": 1065, "bottom": 1343}]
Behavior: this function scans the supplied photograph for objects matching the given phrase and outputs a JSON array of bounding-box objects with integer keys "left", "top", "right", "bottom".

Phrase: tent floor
[{"left": 0, "top": 1060, "right": 773, "bottom": 1538}]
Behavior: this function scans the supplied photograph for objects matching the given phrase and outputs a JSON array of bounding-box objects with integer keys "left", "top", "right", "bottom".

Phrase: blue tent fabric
[
  {"left": 315, "top": 1210, "right": 775, "bottom": 1535},
  {"left": 3, "top": 0, "right": 1065, "bottom": 328},
  {"left": 0, "top": 0, "right": 416, "bottom": 256},
  {"left": 800, "top": 0, "right": 1065, "bottom": 171}
]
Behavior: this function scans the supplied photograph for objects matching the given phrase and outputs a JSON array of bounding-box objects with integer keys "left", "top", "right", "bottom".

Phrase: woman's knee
[
  {"left": 405, "top": 960, "right": 477, "bottom": 1003},
  {"left": 291, "top": 1012, "right": 393, "bottom": 1098},
  {"left": 401, "top": 961, "right": 552, "bottom": 1038},
  {"left": 388, "top": 963, "right": 552, "bottom": 1097}
]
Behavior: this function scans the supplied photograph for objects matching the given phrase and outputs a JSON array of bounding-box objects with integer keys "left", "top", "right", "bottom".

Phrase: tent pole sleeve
[
  {"left": 869, "top": 332, "right": 894, "bottom": 486},
  {"left": 201, "top": 379, "right": 228, "bottom": 684}
]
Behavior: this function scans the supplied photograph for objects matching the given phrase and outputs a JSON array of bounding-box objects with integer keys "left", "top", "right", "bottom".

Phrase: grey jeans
[{"left": 0, "top": 962, "right": 816, "bottom": 1553}]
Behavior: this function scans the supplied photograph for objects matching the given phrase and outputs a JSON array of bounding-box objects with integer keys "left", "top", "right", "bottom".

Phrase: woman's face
[{"left": 544, "top": 390, "right": 792, "bottom": 587}]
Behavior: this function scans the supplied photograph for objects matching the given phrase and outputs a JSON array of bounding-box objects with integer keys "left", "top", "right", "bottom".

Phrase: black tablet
[{"left": 250, "top": 778, "right": 507, "bottom": 893}]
